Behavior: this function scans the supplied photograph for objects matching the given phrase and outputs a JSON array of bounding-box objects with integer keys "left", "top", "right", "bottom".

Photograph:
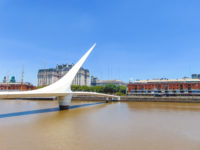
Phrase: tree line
[
  {"left": 37, "top": 84, "right": 127, "bottom": 96},
  {"left": 71, "top": 84, "right": 127, "bottom": 96}
]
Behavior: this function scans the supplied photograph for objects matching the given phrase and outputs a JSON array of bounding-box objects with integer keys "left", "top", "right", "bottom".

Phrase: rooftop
[
  {"left": 131, "top": 78, "right": 200, "bottom": 84},
  {"left": 97, "top": 80, "right": 127, "bottom": 84},
  {"left": 38, "top": 64, "right": 89, "bottom": 72},
  {"left": 0, "top": 82, "right": 34, "bottom": 86}
]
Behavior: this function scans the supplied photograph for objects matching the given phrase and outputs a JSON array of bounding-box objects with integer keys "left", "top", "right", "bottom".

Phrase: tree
[
  {"left": 71, "top": 84, "right": 127, "bottom": 95},
  {"left": 119, "top": 86, "right": 127, "bottom": 94},
  {"left": 104, "top": 84, "right": 119, "bottom": 94},
  {"left": 93, "top": 86, "right": 105, "bottom": 93}
]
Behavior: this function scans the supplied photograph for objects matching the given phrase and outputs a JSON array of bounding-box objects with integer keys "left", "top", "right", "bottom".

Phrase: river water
[{"left": 0, "top": 100, "right": 200, "bottom": 150}]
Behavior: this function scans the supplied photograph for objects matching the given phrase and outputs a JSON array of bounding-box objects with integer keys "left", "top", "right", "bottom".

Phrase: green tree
[
  {"left": 119, "top": 86, "right": 127, "bottom": 94},
  {"left": 93, "top": 86, "right": 105, "bottom": 93},
  {"left": 104, "top": 84, "right": 119, "bottom": 94},
  {"left": 71, "top": 84, "right": 127, "bottom": 95}
]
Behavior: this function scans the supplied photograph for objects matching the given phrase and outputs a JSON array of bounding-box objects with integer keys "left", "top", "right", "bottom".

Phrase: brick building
[
  {"left": 0, "top": 82, "right": 36, "bottom": 91},
  {"left": 128, "top": 78, "right": 200, "bottom": 95}
]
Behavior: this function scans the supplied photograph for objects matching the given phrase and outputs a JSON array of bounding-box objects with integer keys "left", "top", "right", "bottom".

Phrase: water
[{"left": 0, "top": 99, "right": 200, "bottom": 150}]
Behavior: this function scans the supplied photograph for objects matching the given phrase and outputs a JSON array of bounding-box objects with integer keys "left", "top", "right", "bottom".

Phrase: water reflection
[
  {"left": 125, "top": 102, "right": 200, "bottom": 112},
  {"left": 0, "top": 102, "right": 103, "bottom": 118}
]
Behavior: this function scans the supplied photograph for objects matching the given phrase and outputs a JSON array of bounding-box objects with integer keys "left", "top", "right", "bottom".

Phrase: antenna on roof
[
  {"left": 6, "top": 72, "right": 10, "bottom": 90},
  {"left": 21, "top": 64, "right": 24, "bottom": 90}
]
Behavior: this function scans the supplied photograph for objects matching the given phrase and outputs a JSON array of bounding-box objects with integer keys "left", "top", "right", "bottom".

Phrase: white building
[
  {"left": 91, "top": 76, "right": 127, "bottom": 86},
  {"left": 37, "top": 64, "right": 90, "bottom": 86}
]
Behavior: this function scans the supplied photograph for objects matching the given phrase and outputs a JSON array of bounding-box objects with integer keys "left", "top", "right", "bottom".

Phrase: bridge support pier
[
  {"left": 58, "top": 94, "right": 73, "bottom": 110},
  {"left": 106, "top": 97, "right": 109, "bottom": 103}
]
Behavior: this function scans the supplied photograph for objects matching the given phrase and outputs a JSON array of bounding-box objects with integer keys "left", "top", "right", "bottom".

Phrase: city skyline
[{"left": 1, "top": 0, "right": 200, "bottom": 85}]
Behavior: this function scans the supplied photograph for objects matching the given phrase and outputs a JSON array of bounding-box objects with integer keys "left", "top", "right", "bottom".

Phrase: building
[
  {"left": 0, "top": 76, "right": 35, "bottom": 91},
  {"left": 192, "top": 74, "right": 200, "bottom": 79},
  {"left": 37, "top": 64, "right": 90, "bottom": 86},
  {"left": 91, "top": 76, "right": 99, "bottom": 86},
  {"left": 128, "top": 78, "right": 200, "bottom": 95},
  {"left": 91, "top": 76, "right": 127, "bottom": 86},
  {"left": 2, "top": 76, "right": 6, "bottom": 83},
  {"left": 0, "top": 82, "right": 36, "bottom": 91}
]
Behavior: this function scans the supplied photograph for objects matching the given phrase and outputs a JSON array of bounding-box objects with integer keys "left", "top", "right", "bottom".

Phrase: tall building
[
  {"left": 37, "top": 64, "right": 90, "bottom": 86},
  {"left": 91, "top": 76, "right": 99, "bottom": 86}
]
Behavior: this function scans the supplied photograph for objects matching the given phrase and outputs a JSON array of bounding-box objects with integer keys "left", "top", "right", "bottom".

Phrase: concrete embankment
[
  {"left": 120, "top": 96, "right": 200, "bottom": 103},
  {"left": 72, "top": 96, "right": 200, "bottom": 103},
  {"left": 18, "top": 95, "right": 200, "bottom": 103},
  {"left": 72, "top": 96, "right": 106, "bottom": 101}
]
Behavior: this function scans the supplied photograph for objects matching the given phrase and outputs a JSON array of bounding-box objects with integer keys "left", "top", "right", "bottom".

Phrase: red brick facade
[
  {"left": 128, "top": 80, "right": 200, "bottom": 94},
  {"left": 0, "top": 83, "right": 36, "bottom": 91}
]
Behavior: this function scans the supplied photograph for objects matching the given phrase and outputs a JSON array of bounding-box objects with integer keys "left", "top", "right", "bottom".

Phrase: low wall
[
  {"left": 120, "top": 96, "right": 200, "bottom": 103},
  {"left": 18, "top": 96, "right": 200, "bottom": 103},
  {"left": 72, "top": 96, "right": 107, "bottom": 101},
  {"left": 72, "top": 96, "right": 200, "bottom": 103}
]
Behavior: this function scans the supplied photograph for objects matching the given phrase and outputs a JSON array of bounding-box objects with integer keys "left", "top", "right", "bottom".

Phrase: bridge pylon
[{"left": 58, "top": 94, "right": 73, "bottom": 110}]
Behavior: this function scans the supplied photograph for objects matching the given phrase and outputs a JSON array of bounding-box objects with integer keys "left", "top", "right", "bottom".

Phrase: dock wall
[{"left": 72, "top": 96, "right": 200, "bottom": 103}]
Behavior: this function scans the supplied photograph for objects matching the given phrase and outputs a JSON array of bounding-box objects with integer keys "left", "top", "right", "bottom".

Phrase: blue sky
[{"left": 0, "top": 0, "right": 200, "bottom": 85}]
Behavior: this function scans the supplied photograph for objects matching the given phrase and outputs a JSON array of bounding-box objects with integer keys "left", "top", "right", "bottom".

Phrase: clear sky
[{"left": 0, "top": 0, "right": 200, "bottom": 85}]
